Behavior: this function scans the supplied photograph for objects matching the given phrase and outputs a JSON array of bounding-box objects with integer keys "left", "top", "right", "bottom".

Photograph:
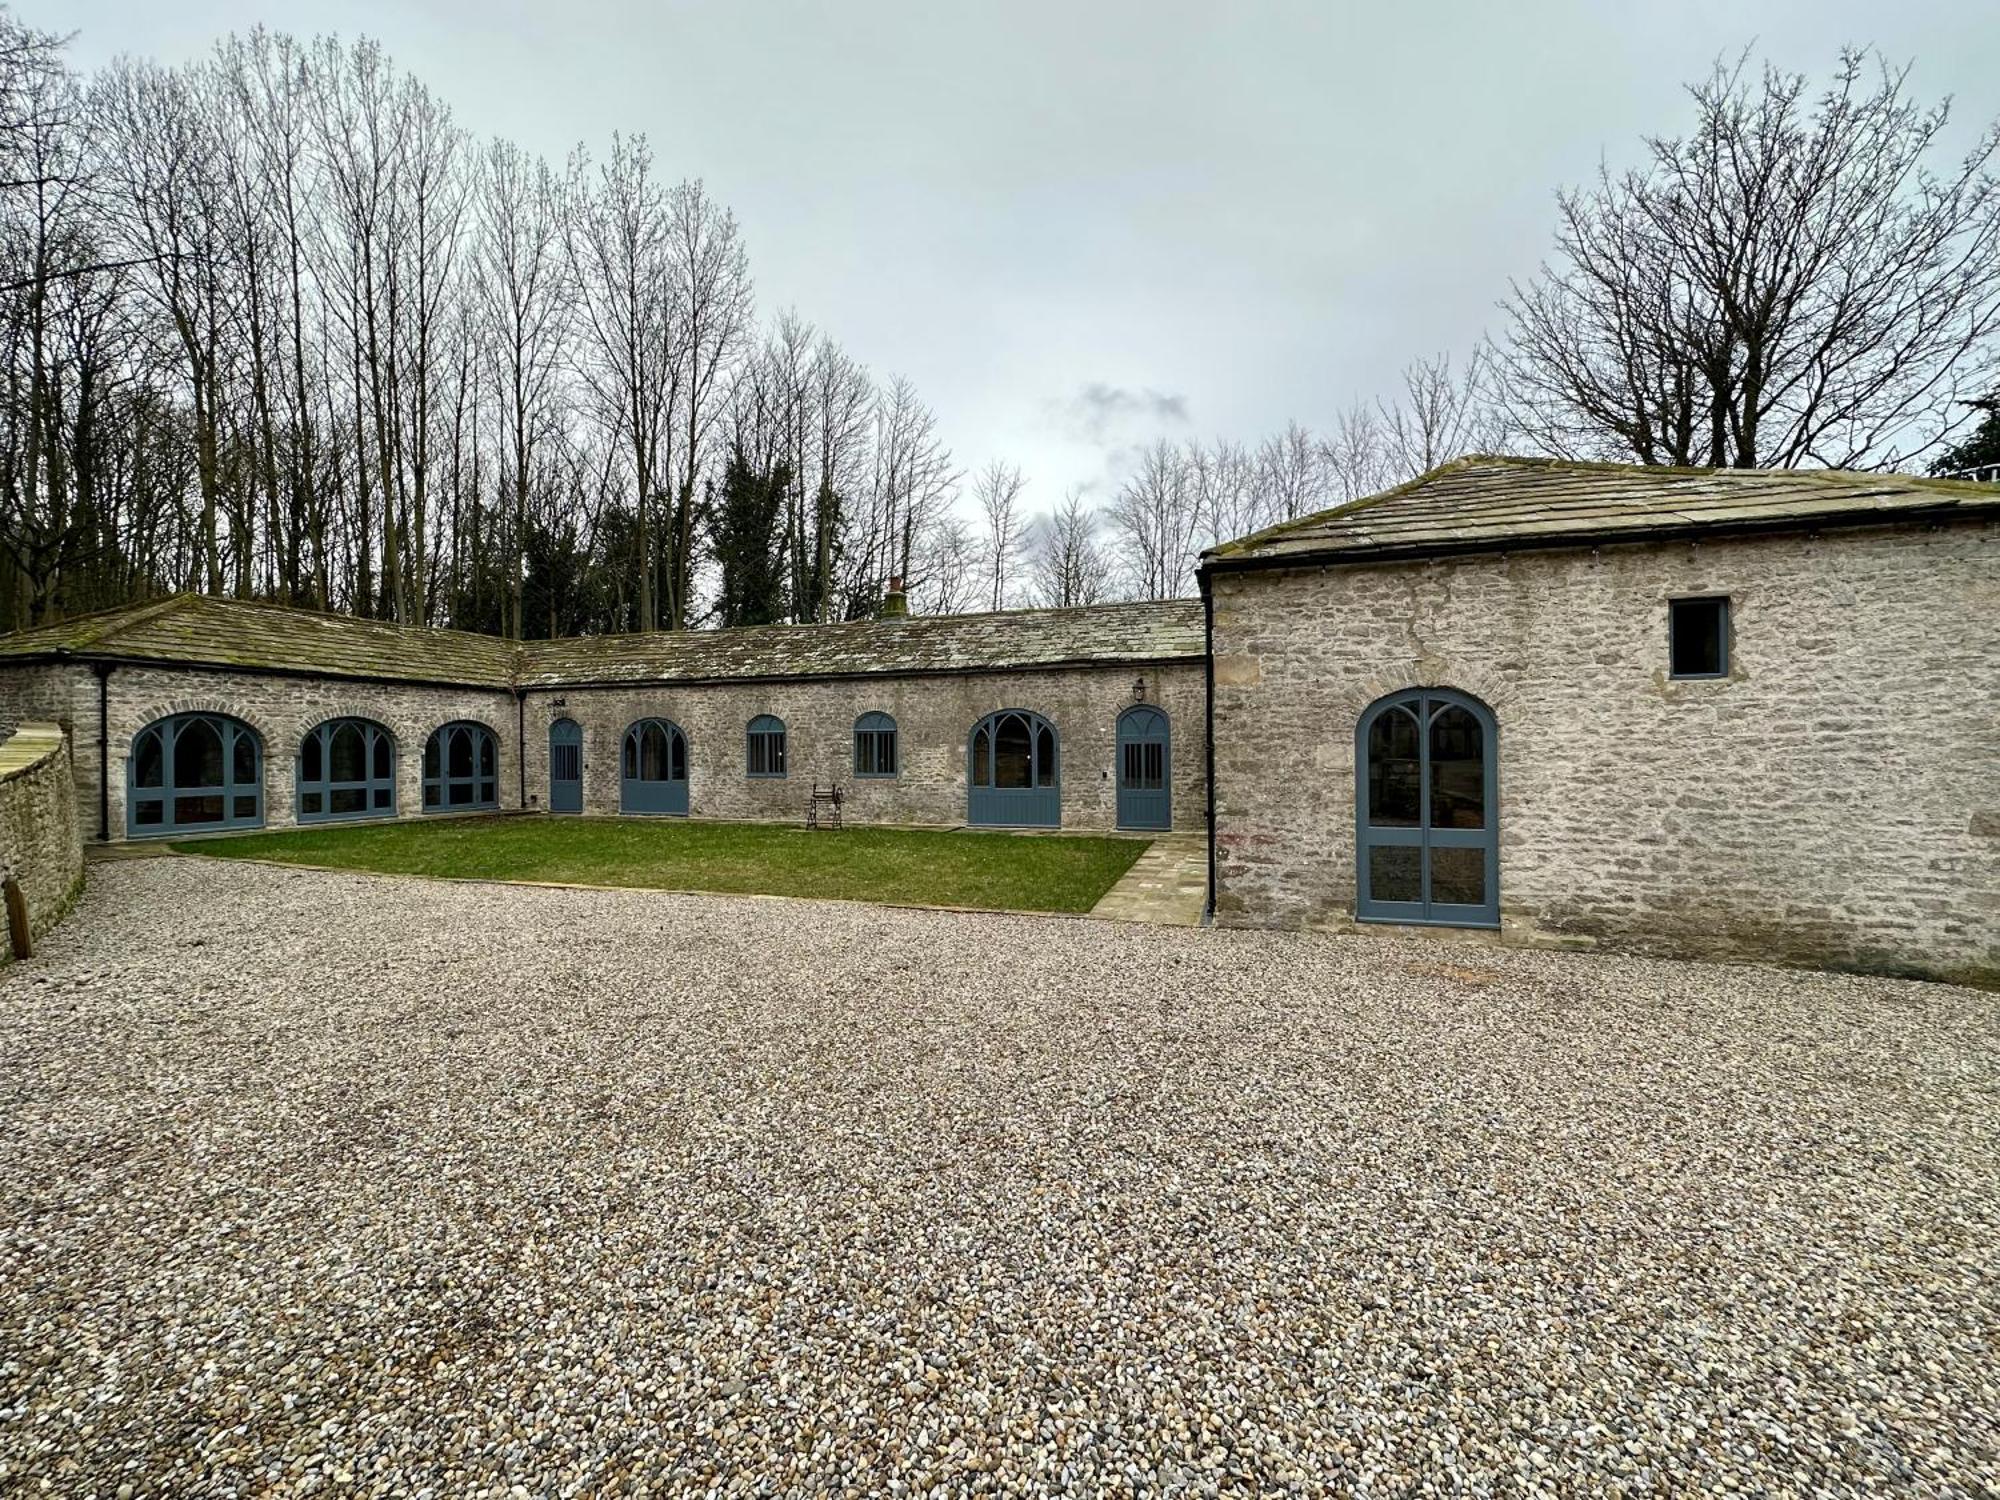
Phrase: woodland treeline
[{"left": 3, "top": 16, "right": 1997, "bottom": 634}]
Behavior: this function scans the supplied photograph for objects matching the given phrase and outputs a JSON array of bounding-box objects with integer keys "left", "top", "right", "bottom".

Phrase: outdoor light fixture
[{"left": 1132, "top": 675, "right": 1146, "bottom": 701}]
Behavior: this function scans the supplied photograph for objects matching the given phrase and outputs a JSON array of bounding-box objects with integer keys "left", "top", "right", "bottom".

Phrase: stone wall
[
  {"left": 0, "top": 723, "right": 84, "bottom": 948},
  {"left": 1209, "top": 517, "right": 2000, "bottom": 985},
  {"left": 522, "top": 660, "right": 1204, "bottom": 831},
  {"left": 0, "top": 656, "right": 1205, "bottom": 841}
]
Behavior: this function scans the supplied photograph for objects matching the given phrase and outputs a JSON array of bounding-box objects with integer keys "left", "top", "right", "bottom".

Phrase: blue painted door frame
[
  {"left": 549, "top": 718, "right": 583, "bottom": 813},
  {"left": 1355, "top": 688, "right": 1499, "bottom": 928},
  {"left": 1115, "top": 705, "right": 1171, "bottom": 831},
  {"left": 622, "top": 718, "right": 689, "bottom": 815},
  {"left": 967, "top": 710, "right": 1059, "bottom": 827}
]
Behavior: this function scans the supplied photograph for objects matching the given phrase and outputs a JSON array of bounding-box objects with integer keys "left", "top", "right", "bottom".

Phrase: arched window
[
  {"left": 967, "top": 709, "right": 1059, "bottom": 827},
  {"left": 622, "top": 717, "right": 689, "bottom": 815},
  {"left": 128, "top": 713, "right": 263, "bottom": 837},
  {"left": 299, "top": 718, "right": 396, "bottom": 822},
  {"left": 746, "top": 714, "right": 787, "bottom": 778},
  {"left": 853, "top": 711, "right": 898, "bottom": 778},
  {"left": 1355, "top": 688, "right": 1497, "bottom": 927},
  {"left": 422, "top": 722, "right": 498, "bottom": 811}
]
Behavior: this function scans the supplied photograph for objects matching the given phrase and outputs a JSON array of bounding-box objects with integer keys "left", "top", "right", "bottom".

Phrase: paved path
[{"left": 1088, "top": 830, "right": 1207, "bottom": 925}]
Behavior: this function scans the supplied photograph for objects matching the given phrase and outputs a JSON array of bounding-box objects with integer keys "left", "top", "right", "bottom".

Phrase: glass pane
[
  {"left": 174, "top": 719, "right": 224, "bottom": 788},
  {"left": 374, "top": 788, "right": 391, "bottom": 808},
  {"left": 332, "top": 788, "right": 366, "bottom": 815},
  {"left": 994, "top": 716, "right": 1031, "bottom": 789},
  {"left": 477, "top": 778, "right": 496, "bottom": 804},
  {"left": 1430, "top": 847, "right": 1486, "bottom": 907},
  {"left": 448, "top": 728, "right": 473, "bottom": 778},
  {"left": 670, "top": 732, "right": 685, "bottom": 781},
  {"left": 134, "top": 730, "right": 164, "bottom": 788},
  {"left": 1366, "top": 707, "right": 1420, "bottom": 826},
  {"left": 1036, "top": 726, "right": 1057, "bottom": 787},
  {"left": 972, "top": 726, "right": 991, "bottom": 786},
  {"left": 330, "top": 723, "right": 367, "bottom": 783},
  {"left": 1429, "top": 706, "right": 1485, "bottom": 830},
  {"left": 174, "top": 793, "right": 224, "bottom": 825},
  {"left": 1121, "top": 743, "right": 1140, "bottom": 786},
  {"left": 772, "top": 736, "right": 785, "bottom": 775},
  {"left": 373, "top": 734, "right": 392, "bottom": 779},
  {"left": 478, "top": 733, "right": 495, "bottom": 777},
  {"left": 134, "top": 797, "right": 163, "bottom": 826},
  {"left": 881, "top": 734, "right": 896, "bottom": 775},
  {"left": 302, "top": 792, "right": 322, "bottom": 815},
  {"left": 1368, "top": 844, "right": 1420, "bottom": 904},
  {"left": 624, "top": 734, "right": 637, "bottom": 778},
  {"left": 301, "top": 732, "right": 323, "bottom": 783},
  {"left": 425, "top": 736, "right": 440, "bottom": 778},
  {"left": 449, "top": 780, "right": 473, "bottom": 806},
  {"left": 233, "top": 795, "right": 258, "bottom": 820},
  {"left": 640, "top": 724, "right": 665, "bottom": 780},
  {"left": 1143, "top": 743, "right": 1163, "bottom": 789},
  {"left": 423, "top": 782, "right": 440, "bottom": 808},
  {"left": 232, "top": 730, "right": 256, "bottom": 787}
]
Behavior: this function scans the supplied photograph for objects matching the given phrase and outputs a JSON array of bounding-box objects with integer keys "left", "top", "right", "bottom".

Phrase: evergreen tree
[
  {"left": 708, "top": 445, "right": 790, "bottom": 627},
  {"left": 1931, "top": 399, "right": 2000, "bottom": 478}
]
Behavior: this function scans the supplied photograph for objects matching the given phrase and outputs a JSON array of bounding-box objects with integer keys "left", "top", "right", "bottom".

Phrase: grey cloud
[{"left": 1049, "top": 383, "right": 1191, "bottom": 445}]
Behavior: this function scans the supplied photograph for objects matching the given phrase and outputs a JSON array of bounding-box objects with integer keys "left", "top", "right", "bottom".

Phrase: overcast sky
[{"left": 39, "top": 0, "right": 2000, "bottom": 513}]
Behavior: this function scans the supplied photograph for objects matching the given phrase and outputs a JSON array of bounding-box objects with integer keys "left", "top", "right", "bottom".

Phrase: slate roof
[
  {"left": 1203, "top": 455, "right": 2000, "bottom": 569},
  {"left": 0, "top": 593, "right": 1205, "bottom": 690}
]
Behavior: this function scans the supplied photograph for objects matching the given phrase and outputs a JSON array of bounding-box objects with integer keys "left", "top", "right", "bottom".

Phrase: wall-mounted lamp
[{"left": 1132, "top": 675, "right": 1147, "bottom": 702}]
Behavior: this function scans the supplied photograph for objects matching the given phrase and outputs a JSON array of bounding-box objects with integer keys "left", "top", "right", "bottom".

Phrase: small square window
[{"left": 1669, "top": 596, "right": 1729, "bottom": 679}]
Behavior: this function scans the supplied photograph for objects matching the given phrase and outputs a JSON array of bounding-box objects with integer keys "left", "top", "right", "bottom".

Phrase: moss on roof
[
  {"left": 1204, "top": 454, "right": 2000, "bottom": 568},
  {"left": 0, "top": 593, "right": 1205, "bottom": 690}
]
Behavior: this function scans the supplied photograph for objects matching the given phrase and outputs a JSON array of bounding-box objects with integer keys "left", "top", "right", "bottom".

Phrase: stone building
[
  {"left": 1200, "top": 457, "right": 1999, "bottom": 985},
  {"left": 0, "top": 593, "right": 1205, "bottom": 843},
  {"left": 0, "top": 455, "right": 1992, "bottom": 984}
]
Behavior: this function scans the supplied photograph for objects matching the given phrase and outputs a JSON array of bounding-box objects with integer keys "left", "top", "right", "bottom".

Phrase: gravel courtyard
[{"left": 1, "top": 861, "right": 1995, "bottom": 1498}]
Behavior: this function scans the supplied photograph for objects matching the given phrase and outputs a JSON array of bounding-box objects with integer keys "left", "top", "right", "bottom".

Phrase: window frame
[
  {"left": 852, "top": 711, "right": 899, "bottom": 779},
  {"left": 127, "top": 712, "right": 265, "bottom": 838},
  {"left": 297, "top": 717, "right": 397, "bottom": 823},
  {"left": 421, "top": 721, "right": 499, "bottom": 812},
  {"left": 745, "top": 714, "right": 788, "bottom": 779},
  {"left": 1667, "top": 594, "right": 1731, "bottom": 681}
]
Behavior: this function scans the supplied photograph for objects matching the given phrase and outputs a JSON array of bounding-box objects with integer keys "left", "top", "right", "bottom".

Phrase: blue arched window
[
  {"left": 1355, "top": 688, "right": 1497, "bottom": 927},
  {"left": 967, "top": 709, "right": 1059, "bottom": 827},
  {"left": 853, "top": 711, "right": 898, "bottom": 778},
  {"left": 128, "top": 712, "right": 263, "bottom": 837},
  {"left": 746, "top": 714, "right": 787, "bottom": 778},
  {"left": 298, "top": 718, "right": 396, "bottom": 822},
  {"left": 422, "top": 721, "right": 498, "bottom": 811},
  {"left": 622, "top": 718, "right": 689, "bottom": 814}
]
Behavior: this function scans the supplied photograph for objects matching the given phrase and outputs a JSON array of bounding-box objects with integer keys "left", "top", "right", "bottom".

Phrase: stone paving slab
[{"left": 1088, "top": 831, "right": 1208, "bottom": 925}]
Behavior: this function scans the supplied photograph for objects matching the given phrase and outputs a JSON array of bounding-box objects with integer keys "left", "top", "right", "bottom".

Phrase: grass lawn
[{"left": 173, "top": 814, "right": 1152, "bottom": 913}]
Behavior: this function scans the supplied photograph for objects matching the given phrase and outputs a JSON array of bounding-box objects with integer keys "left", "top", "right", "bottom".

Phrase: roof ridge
[{"left": 69, "top": 592, "right": 196, "bottom": 649}]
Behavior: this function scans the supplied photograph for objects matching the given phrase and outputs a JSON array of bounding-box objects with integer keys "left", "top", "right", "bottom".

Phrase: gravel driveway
[{"left": 1, "top": 860, "right": 1995, "bottom": 1497}]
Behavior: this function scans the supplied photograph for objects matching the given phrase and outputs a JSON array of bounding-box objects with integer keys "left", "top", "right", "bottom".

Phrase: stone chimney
[{"left": 879, "top": 575, "right": 909, "bottom": 619}]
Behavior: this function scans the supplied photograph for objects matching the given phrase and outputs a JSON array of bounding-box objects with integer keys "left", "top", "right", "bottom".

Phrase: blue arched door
[
  {"left": 622, "top": 718, "right": 688, "bottom": 815},
  {"left": 1355, "top": 689, "right": 1498, "bottom": 927},
  {"left": 1116, "top": 706, "right": 1171, "bottom": 830},
  {"left": 549, "top": 718, "right": 583, "bottom": 813},
  {"left": 967, "top": 710, "right": 1059, "bottom": 827}
]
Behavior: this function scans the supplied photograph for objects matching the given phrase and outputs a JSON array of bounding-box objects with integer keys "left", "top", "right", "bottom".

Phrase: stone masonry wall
[
  {"left": 1210, "top": 518, "right": 2000, "bottom": 985},
  {"left": 521, "top": 661, "right": 1204, "bottom": 831},
  {"left": 0, "top": 657, "right": 1204, "bottom": 841},
  {"left": 0, "top": 723, "right": 84, "bottom": 946}
]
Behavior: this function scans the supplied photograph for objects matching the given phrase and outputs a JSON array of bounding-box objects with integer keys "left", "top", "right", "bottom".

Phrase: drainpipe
[
  {"left": 514, "top": 687, "right": 526, "bottom": 810},
  {"left": 1201, "top": 574, "right": 1216, "bottom": 924},
  {"left": 92, "top": 662, "right": 112, "bottom": 841}
]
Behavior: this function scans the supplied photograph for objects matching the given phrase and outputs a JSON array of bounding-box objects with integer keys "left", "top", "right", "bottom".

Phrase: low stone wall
[{"left": 0, "top": 722, "right": 84, "bottom": 950}]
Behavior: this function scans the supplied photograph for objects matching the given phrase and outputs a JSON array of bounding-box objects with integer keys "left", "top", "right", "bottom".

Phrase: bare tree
[
  {"left": 1103, "top": 438, "right": 1200, "bottom": 599},
  {"left": 1380, "top": 349, "right": 1499, "bottom": 477},
  {"left": 972, "top": 458, "right": 1025, "bottom": 610},
  {"left": 1498, "top": 49, "right": 2000, "bottom": 469},
  {"left": 1027, "top": 490, "right": 1110, "bottom": 608}
]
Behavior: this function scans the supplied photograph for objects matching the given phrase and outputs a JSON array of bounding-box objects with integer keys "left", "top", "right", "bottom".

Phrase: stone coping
[{"left": 0, "top": 722, "right": 64, "bottom": 785}]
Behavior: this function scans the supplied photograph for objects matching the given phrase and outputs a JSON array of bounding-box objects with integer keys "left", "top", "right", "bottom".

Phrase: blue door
[
  {"left": 967, "top": 710, "right": 1059, "bottom": 827},
  {"left": 1355, "top": 689, "right": 1498, "bottom": 928},
  {"left": 622, "top": 718, "right": 688, "bottom": 815},
  {"left": 549, "top": 718, "right": 582, "bottom": 813},
  {"left": 1116, "top": 706, "right": 1171, "bottom": 830}
]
